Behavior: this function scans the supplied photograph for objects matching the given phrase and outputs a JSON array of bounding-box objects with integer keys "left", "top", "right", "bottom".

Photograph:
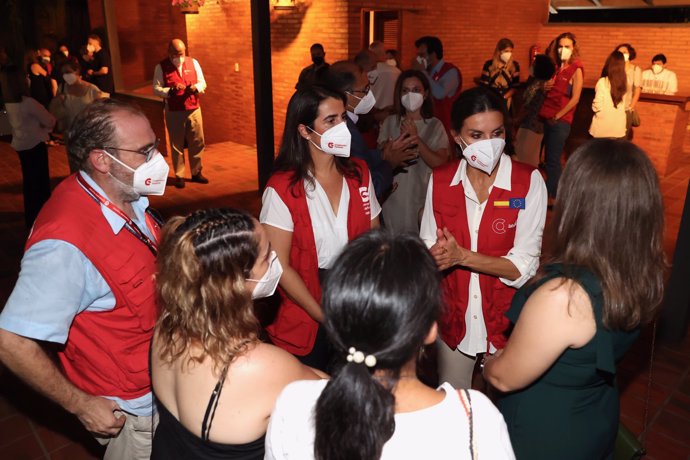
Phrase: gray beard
[{"left": 109, "top": 162, "right": 140, "bottom": 203}]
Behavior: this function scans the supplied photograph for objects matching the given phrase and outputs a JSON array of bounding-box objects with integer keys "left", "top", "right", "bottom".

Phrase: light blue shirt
[
  {"left": 0, "top": 171, "right": 154, "bottom": 416},
  {"left": 426, "top": 59, "right": 460, "bottom": 101}
]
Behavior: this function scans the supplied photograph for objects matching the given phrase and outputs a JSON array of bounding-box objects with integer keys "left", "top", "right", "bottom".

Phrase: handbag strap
[{"left": 458, "top": 389, "right": 478, "bottom": 460}]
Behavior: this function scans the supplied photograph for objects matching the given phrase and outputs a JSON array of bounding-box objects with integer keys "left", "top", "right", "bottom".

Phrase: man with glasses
[
  {"left": 0, "top": 98, "right": 167, "bottom": 459},
  {"left": 153, "top": 38, "right": 208, "bottom": 188},
  {"left": 325, "top": 60, "right": 418, "bottom": 200}
]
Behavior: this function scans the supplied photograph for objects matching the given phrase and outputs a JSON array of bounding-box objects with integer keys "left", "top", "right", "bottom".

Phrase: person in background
[
  {"left": 368, "top": 41, "right": 402, "bottom": 116},
  {"left": 0, "top": 98, "right": 170, "bottom": 459},
  {"left": 642, "top": 53, "right": 678, "bottom": 96},
  {"left": 26, "top": 48, "right": 56, "bottom": 109},
  {"left": 296, "top": 43, "right": 329, "bottom": 90},
  {"left": 50, "top": 61, "right": 107, "bottom": 170},
  {"left": 385, "top": 49, "right": 400, "bottom": 68},
  {"left": 151, "top": 208, "right": 323, "bottom": 460},
  {"left": 589, "top": 51, "right": 627, "bottom": 139},
  {"left": 260, "top": 85, "right": 381, "bottom": 372},
  {"left": 484, "top": 139, "right": 665, "bottom": 460},
  {"left": 2, "top": 65, "right": 54, "bottom": 227},
  {"left": 86, "top": 34, "right": 114, "bottom": 93},
  {"left": 51, "top": 44, "right": 79, "bottom": 85},
  {"left": 378, "top": 69, "right": 449, "bottom": 234},
  {"left": 420, "top": 87, "right": 547, "bottom": 389},
  {"left": 412, "top": 36, "right": 462, "bottom": 138},
  {"left": 539, "top": 32, "right": 584, "bottom": 203},
  {"left": 266, "top": 231, "right": 516, "bottom": 460},
  {"left": 614, "top": 43, "right": 642, "bottom": 139},
  {"left": 78, "top": 45, "right": 95, "bottom": 82},
  {"left": 480, "top": 38, "right": 520, "bottom": 110},
  {"left": 153, "top": 38, "right": 208, "bottom": 188},
  {"left": 514, "top": 54, "right": 555, "bottom": 167}
]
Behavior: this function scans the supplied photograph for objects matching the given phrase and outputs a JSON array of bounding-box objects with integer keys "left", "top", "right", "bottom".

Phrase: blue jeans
[{"left": 543, "top": 120, "right": 571, "bottom": 198}]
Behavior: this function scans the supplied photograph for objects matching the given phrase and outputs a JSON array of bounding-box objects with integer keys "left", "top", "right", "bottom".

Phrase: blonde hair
[{"left": 155, "top": 208, "right": 261, "bottom": 373}]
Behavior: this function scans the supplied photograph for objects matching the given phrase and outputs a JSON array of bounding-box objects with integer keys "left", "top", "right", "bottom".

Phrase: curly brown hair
[{"left": 155, "top": 208, "right": 261, "bottom": 373}]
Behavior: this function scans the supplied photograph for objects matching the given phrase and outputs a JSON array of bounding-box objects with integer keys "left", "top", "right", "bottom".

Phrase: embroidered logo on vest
[
  {"left": 492, "top": 218, "right": 507, "bottom": 234},
  {"left": 359, "top": 186, "right": 371, "bottom": 216}
]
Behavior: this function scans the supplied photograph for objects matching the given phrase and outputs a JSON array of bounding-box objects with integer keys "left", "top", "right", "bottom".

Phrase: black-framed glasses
[
  {"left": 102, "top": 139, "right": 160, "bottom": 162},
  {"left": 348, "top": 85, "right": 371, "bottom": 96}
]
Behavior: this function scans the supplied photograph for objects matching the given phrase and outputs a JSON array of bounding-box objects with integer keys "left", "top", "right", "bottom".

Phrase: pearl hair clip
[{"left": 346, "top": 347, "right": 377, "bottom": 368}]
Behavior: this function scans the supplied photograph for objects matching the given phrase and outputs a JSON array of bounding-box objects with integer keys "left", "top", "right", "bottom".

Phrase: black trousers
[{"left": 16, "top": 142, "right": 51, "bottom": 228}]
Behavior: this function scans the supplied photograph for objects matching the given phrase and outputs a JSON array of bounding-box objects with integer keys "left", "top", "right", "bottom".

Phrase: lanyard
[{"left": 76, "top": 174, "right": 159, "bottom": 256}]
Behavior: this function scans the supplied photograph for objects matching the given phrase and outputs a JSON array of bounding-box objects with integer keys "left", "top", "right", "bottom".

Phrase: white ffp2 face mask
[
  {"left": 104, "top": 150, "right": 170, "bottom": 196},
  {"left": 558, "top": 47, "right": 572, "bottom": 62},
  {"left": 171, "top": 56, "right": 185, "bottom": 67},
  {"left": 307, "top": 122, "right": 351, "bottom": 157},
  {"left": 401, "top": 92, "right": 424, "bottom": 112},
  {"left": 456, "top": 137, "right": 505, "bottom": 175},
  {"left": 652, "top": 64, "right": 663, "bottom": 74},
  {"left": 500, "top": 51, "right": 512, "bottom": 63},
  {"left": 63, "top": 73, "right": 78, "bottom": 85},
  {"left": 351, "top": 90, "right": 376, "bottom": 115},
  {"left": 247, "top": 250, "right": 283, "bottom": 299}
]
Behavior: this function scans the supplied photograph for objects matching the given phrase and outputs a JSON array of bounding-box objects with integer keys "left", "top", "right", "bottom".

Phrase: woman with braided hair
[
  {"left": 150, "top": 208, "right": 322, "bottom": 460},
  {"left": 265, "top": 230, "right": 514, "bottom": 460}
]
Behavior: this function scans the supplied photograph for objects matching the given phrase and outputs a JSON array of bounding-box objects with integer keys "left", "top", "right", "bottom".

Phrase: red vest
[
  {"left": 26, "top": 175, "right": 160, "bottom": 399},
  {"left": 160, "top": 57, "right": 200, "bottom": 112},
  {"left": 431, "top": 61, "right": 462, "bottom": 137},
  {"left": 432, "top": 158, "right": 534, "bottom": 349},
  {"left": 539, "top": 59, "right": 584, "bottom": 125},
  {"left": 265, "top": 158, "right": 372, "bottom": 355}
]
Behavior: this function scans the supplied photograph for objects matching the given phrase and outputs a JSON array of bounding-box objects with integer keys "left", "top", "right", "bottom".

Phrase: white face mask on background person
[
  {"left": 416, "top": 55, "right": 428, "bottom": 69},
  {"left": 247, "top": 251, "right": 283, "bottom": 300},
  {"left": 307, "top": 121, "right": 352, "bottom": 157},
  {"left": 63, "top": 73, "right": 79, "bottom": 85},
  {"left": 171, "top": 56, "right": 185, "bottom": 67},
  {"left": 500, "top": 51, "right": 512, "bottom": 63},
  {"left": 86, "top": 43, "right": 95, "bottom": 53},
  {"left": 386, "top": 59, "right": 397, "bottom": 66},
  {"left": 401, "top": 92, "right": 424, "bottom": 112},
  {"left": 622, "top": 53, "right": 630, "bottom": 62},
  {"left": 350, "top": 90, "right": 376, "bottom": 115},
  {"left": 455, "top": 137, "right": 505, "bottom": 175},
  {"left": 558, "top": 46, "right": 572, "bottom": 62},
  {"left": 652, "top": 64, "right": 663, "bottom": 74},
  {"left": 103, "top": 150, "right": 170, "bottom": 196}
]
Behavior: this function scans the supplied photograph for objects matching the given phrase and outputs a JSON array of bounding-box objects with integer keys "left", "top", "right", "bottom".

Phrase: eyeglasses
[
  {"left": 102, "top": 139, "right": 160, "bottom": 162},
  {"left": 348, "top": 86, "right": 371, "bottom": 96}
]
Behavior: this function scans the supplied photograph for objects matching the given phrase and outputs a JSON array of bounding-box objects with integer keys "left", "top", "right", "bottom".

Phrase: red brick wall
[
  {"left": 537, "top": 24, "right": 690, "bottom": 93},
  {"left": 186, "top": 0, "right": 256, "bottom": 145}
]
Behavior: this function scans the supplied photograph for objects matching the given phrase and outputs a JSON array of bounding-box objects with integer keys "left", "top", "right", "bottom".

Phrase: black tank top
[{"left": 151, "top": 366, "right": 265, "bottom": 460}]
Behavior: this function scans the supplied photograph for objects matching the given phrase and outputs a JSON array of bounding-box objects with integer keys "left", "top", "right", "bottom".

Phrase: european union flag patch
[{"left": 494, "top": 198, "right": 525, "bottom": 209}]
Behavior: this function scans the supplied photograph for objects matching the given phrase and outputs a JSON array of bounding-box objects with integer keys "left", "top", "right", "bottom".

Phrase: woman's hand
[
  {"left": 429, "top": 227, "right": 471, "bottom": 271},
  {"left": 401, "top": 118, "right": 418, "bottom": 138}
]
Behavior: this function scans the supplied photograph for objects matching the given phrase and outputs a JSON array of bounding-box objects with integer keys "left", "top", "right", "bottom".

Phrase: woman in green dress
[{"left": 483, "top": 138, "right": 666, "bottom": 460}]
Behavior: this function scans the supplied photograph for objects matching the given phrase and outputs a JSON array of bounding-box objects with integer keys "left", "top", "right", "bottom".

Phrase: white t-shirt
[
  {"left": 265, "top": 380, "right": 515, "bottom": 460},
  {"left": 260, "top": 175, "right": 381, "bottom": 269},
  {"left": 641, "top": 67, "right": 678, "bottom": 95},
  {"left": 5, "top": 97, "right": 55, "bottom": 151},
  {"left": 371, "top": 61, "right": 402, "bottom": 109}
]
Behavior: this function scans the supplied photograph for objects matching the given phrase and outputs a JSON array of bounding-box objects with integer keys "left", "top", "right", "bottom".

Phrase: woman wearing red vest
[
  {"left": 539, "top": 32, "right": 584, "bottom": 203},
  {"left": 420, "top": 87, "right": 547, "bottom": 388},
  {"left": 260, "top": 86, "right": 381, "bottom": 372}
]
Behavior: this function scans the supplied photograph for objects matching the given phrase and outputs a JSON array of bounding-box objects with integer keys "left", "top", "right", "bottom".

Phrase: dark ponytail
[{"left": 314, "top": 231, "right": 442, "bottom": 460}]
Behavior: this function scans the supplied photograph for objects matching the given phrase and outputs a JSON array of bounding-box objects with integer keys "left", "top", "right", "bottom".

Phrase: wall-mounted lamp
[{"left": 274, "top": 0, "right": 295, "bottom": 10}]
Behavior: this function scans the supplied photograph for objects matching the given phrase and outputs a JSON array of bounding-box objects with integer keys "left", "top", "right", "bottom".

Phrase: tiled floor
[{"left": 1, "top": 137, "right": 689, "bottom": 459}]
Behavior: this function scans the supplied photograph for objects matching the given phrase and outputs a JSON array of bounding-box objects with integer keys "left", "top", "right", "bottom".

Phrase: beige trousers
[
  {"left": 514, "top": 127, "right": 544, "bottom": 167},
  {"left": 165, "top": 107, "right": 205, "bottom": 178},
  {"left": 96, "top": 410, "right": 159, "bottom": 460},
  {"left": 436, "top": 339, "right": 477, "bottom": 389}
]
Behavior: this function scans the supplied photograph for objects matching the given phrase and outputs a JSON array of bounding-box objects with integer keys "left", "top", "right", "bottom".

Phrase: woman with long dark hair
[
  {"left": 420, "top": 86, "right": 547, "bottom": 389},
  {"left": 539, "top": 31, "right": 584, "bottom": 203},
  {"left": 484, "top": 139, "right": 666, "bottom": 459},
  {"left": 265, "top": 231, "right": 515, "bottom": 459},
  {"left": 151, "top": 208, "right": 322, "bottom": 460},
  {"left": 378, "top": 69, "right": 449, "bottom": 233},
  {"left": 590, "top": 51, "right": 627, "bottom": 139},
  {"left": 260, "top": 86, "right": 381, "bottom": 372}
]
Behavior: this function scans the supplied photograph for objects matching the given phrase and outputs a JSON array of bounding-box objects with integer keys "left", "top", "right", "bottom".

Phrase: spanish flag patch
[{"left": 494, "top": 198, "right": 525, "bottom": 209}]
